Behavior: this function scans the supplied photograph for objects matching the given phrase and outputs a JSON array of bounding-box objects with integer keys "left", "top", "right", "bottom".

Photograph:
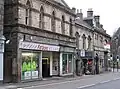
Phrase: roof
[
  {"left": 94, "top": 27, "right": 111, "bottom": 38},
  {"left": 53, "top": 0, "right": 70, "bottom": 8},
  {"left": 75, "top": 19, "right": 93, "bottom": 30}
]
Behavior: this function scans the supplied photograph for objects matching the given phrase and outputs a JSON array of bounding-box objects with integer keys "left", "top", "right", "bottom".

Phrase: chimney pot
[
  {"left": 87, "top": 8, "right": 93, "bottom": 17},
  {"left": 94, "top": 15, "right": 100, "bottom": 27},
  {"left": 72, "top": 7, "right": 76, "bottom": 14},
  {"left": 76, "top": 9, "right": 83, "bottom": 20}
]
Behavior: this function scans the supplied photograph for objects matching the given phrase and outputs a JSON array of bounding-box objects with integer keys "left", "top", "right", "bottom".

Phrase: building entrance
[{"left": 42, "top": 58, "right": 50, "bottom": 77}]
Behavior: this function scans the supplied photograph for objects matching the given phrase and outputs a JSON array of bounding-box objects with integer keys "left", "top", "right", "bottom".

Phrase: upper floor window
[
  {"left": 105, "top": 39, "right": 108, "bottom": 44},
  {"left": 82, "top": 34, "right": 86, "bottom": 49},
  {"left": 25, "top": 0, "right": 32, "bottom": 25},
  {"left": 69, "top": 18, "right": 72, "bottom": 36},
  {"left": 39, "top": 6, "right": 44, "bottom": 29},
  {"left": 75, "top": 32, "right": 80, "bottom": 48},
  {"left": 51, "top": 11, "right": 56, "bottom": 32},
  {"left": 100, "top": 36, "right": 103, "bottom": 42},
  {"left": 61, "top": 15, "right": 65, "bottom": 34},
  {"left": 88, "top": 35, "right": 92, "bottom": 49}
]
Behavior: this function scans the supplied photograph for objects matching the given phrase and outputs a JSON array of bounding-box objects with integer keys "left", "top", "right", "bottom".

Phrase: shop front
[
  {"left": 59, "top": 46, "right": 75, "bottom": 76},
  {"left": 80, "top": 50, "right": 94, "bottom": 75},
  {"left": 19, "top": 41, "right": 60, "bottom": 81}
]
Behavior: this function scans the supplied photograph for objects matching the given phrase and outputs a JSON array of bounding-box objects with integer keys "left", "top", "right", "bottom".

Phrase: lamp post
[
  {"left": 117, "top": 56, "right": 119, "bottom": 72},
  {"left": 108, "top": 58, "right": 111, "bottom": 71},
  {"left": 110, "top": 55, "right": 114, "bottom": 72}
]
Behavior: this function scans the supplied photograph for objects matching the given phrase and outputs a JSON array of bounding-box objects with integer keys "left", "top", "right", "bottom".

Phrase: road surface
[
  {"left": 18, "top": 72, "right": 120, "bottom": 89},
  {"left": 81, "top": 79, "right": 120, "bottom": 89}
]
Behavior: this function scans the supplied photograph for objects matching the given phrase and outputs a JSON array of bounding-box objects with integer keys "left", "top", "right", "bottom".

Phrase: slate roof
[{"left": 75, "top": 19, "right": 93, "bottom": 30}]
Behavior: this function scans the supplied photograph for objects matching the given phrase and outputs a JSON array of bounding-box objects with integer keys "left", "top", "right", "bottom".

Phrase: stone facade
[
  {"left": 4, "top": 0, "right": 111, "bottom": 83},
  {"left": 73, "top": 8, "right": 111, "bottom": 75},
  {"left": 0, "top": 0, "right": 5, "bottom": 82},
  {"left": 0, "top": 0, "right": 4, "bottom": 35},
  {"left": 83, "top": 10, "right": 111, "bottom": 73},
  {"left": 4, "top": 0, "right": 76, "bottom": 83}
]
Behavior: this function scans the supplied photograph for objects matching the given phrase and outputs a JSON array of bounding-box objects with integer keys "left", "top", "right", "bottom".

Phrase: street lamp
[
  {"left": 117, "top": 55, "right": 119, "bottom": 72},
  {"left": 110, "top": 54, "right": 115, "bottom": 72},
  {"left": 108, "top": 58, "right": 111, "bottom": 71}
]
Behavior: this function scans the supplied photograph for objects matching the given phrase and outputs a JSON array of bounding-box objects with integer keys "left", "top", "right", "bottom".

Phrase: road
[
  {"left": 17, "top": 72, "right": 120, "bottom": 89},
  {"left": 2, "top": 72, "right": 120, "bottom": 89},
  {"left": 81, "top": 79, "right": 120, "bottom": 89}
]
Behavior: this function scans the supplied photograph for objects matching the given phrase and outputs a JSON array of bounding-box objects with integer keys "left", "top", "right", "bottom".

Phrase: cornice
[
  {"left": 4, "top": 23, "right": 76, "bottom": 40},
  {"left": 4, "top": 0, "right": 76, "bottom": 17}
]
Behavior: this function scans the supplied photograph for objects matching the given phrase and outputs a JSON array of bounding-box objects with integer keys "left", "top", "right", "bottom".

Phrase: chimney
[
  {"left": 94, "top": 15, "right": 100, "bottom": 27},
  {"left": 100, "top": 24, "right": 103, "bottom": 28},
  {"left": 72, "top": 7, "right": 76, "bottom": 14},
  {"left": 87, "top": 8, "right": 93, "bottom": 17},
  {"left": 76, "top": 9, "right": 83, "bottom": 20}
]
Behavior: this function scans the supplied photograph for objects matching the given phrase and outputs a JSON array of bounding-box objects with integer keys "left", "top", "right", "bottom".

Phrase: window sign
[{"left": 22, "top": 52, "right": 39, "bottom": 80}]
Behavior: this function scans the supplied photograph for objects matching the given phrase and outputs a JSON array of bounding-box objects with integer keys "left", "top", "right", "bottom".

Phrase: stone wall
[
  {"left": 18, "top": 0, "right": 75, "bottom": 36},
  {"left": 0, "top": 0, "right": 4, "bottom": 35}
]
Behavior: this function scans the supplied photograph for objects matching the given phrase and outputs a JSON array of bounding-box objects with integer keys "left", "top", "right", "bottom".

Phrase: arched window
[
  {"left": 82, "top": 34, "right": 86, "bottom": 49},
  {"left": 69, "top": 18, "right": 72, "bottom": 36},
  {"left": 75, "top": 32, "right": 80, "bottom": 48},
  {"left": 25, "top": 0, "right": 32, "bottom": 25},
  {"left": 39, "top": 6, "right": 44, "bottom": 29},
  {"left": 61, "top": 15, "right": 65, "bottom": 34},
  {"left": 51, "top": 11, "right": 56, "bottom": 32},
  {"left": 88, "top": 35, "right": 92, "bottom": 49}
]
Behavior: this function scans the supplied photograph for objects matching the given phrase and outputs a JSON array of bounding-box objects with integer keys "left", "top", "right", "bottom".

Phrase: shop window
[
  {"left": 21, "top": 52, "right": 39, "bottom": 80},
  {"left": 62, "top": 54, "right": 67, "bottom": 74},
  {"left": 62, "top": 54, "right": 73, "bottom": 74},
  {"left": 52, "top": 52, "right": 59, "bottom": 75},
  {"left": 68, "top": 54, "right": 73, "bottom": 73}
]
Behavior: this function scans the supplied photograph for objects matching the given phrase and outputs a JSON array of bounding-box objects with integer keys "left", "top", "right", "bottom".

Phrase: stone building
[
  {"left": 4, "top": 0, "right": 76, "bottom": 83},
  {"left": 0, "top": 0, "right": 5, "bottom": 82},
  {"left": 73, "top": 9, "right": 94, "bottom": 75},
  {"left": 73, "top": 8, "right": 111, "bottom": 75},
  {"left": 84, "top": 9, "right": 111, "bottom": 73}
]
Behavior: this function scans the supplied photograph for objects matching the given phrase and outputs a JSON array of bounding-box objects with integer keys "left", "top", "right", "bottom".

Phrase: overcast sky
[{"left": 64, "top": 0, "right": 120, "bottom": 36}]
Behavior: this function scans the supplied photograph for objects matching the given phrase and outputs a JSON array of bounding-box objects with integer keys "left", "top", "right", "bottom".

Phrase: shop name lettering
[{"left": 19, "top": 42, "right": 60, "bottom": 51}]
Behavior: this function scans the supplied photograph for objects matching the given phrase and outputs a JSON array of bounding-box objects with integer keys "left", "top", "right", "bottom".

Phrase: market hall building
[{"left": 4, "top": 0, "right": 76, "bottom": 83}]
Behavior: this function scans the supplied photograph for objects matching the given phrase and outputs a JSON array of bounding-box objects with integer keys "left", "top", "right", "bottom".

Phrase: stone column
[
  {"left": 50, "top": 52, "right": 53, "bottom": 76},
  {"left": 59, "top": 53, "right": 63, "bottom": 76},
  {"left": 39, "top": 52, "right": 42, "bottom": 79}
]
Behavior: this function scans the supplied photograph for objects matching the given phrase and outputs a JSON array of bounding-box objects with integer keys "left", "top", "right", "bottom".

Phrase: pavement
[{"left": 1, "top": 71, "right": 120, "bottom": 89}]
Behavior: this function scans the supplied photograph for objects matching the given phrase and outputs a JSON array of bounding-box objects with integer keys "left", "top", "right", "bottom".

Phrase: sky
[{"left": 64, "top": 0, "right": 120, "bottom": 36}]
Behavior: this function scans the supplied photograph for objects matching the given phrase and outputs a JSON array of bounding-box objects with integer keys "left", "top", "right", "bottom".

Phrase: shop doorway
[
  {"left": 82, "top": 59, "right": 87, "bottom": 74},
  {"left": 42, "top": 58, "right": 50, "bottom": 77},
  {"left": 82, "top": 59, "right": 93, "bottom": 75}
]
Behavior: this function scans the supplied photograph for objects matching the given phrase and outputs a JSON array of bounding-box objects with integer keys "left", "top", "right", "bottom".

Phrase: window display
[
  {"left": 22, "top": 52, "right": 39, "bottom": 80},
  {"left": 62, "top": 54, "right": 73, "bottom": 74},
  {"left": 62, "top": 54, "right": 67, "bottom": 74}
]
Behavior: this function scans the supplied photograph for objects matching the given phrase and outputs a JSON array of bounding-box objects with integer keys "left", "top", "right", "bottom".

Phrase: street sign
[{"left": 80, "top": 50, "right": 85, "bottom": 57}]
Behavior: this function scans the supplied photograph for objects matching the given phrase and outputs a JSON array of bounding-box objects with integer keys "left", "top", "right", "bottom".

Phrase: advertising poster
[{"left": 22, "top": 53, "right": 39, "bottom": 80}]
